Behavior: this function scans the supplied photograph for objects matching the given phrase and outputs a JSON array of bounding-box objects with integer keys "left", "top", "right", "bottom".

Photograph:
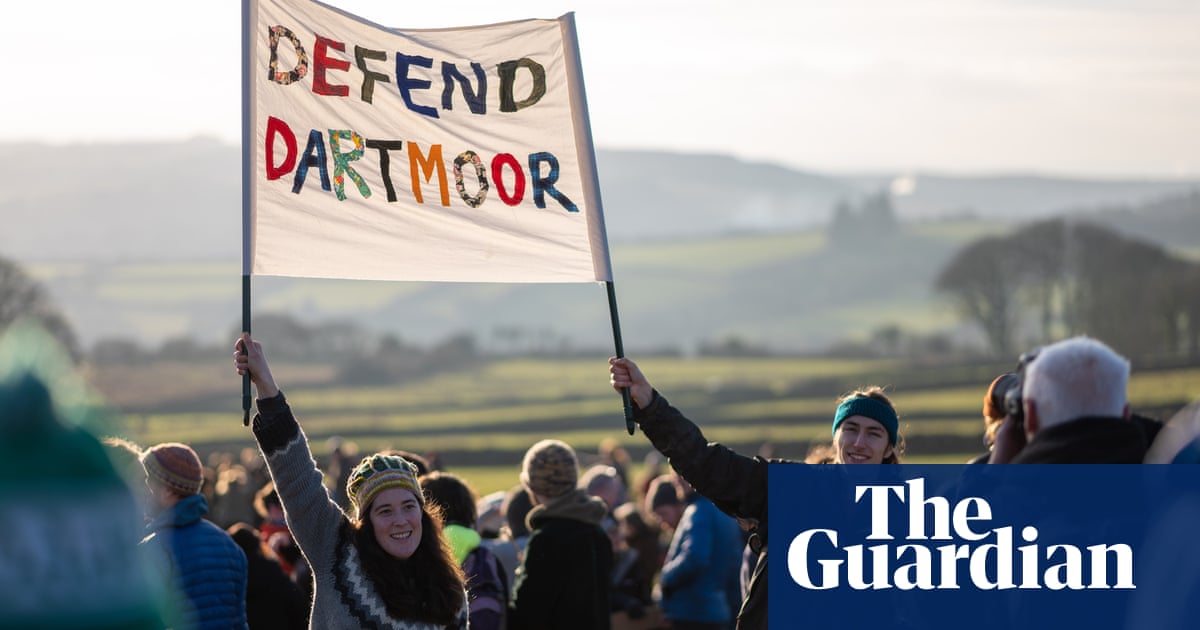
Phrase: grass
[
  {"left": 98, "top": 353, "right": 1200, "bottom": 494},
  {"left": 1129, "top": 368, "right": 1200, "bottom": 407},
  {"left": 613, "top": 232, "right": 827, "bottom": 274},
  {"left": 441, "top": 466, "right": 524, "bottom": 497},
  {"left": 421, "top": 452, "right": 990, "bottom": 499}
]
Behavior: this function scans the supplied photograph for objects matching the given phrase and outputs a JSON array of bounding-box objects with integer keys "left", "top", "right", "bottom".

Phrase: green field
[
  {"left": 27, "top": 219, "right": 1014, "bottom": 361},
  {"left": 96, "top": 354, "right": 1200, "bottom": 497}
]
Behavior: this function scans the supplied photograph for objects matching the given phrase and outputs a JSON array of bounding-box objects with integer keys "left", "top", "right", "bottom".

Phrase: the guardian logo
[{"left": 787, "top": 478, "right": 1135, "bottom": 591}]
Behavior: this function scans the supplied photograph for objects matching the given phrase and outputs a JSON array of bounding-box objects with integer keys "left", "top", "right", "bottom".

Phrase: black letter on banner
[
  {"left": 355, "top": 47, "right": 390, "bottom": 104},
  {"left": 366, "top": 139, "right": 406, "bottom": 202},
  {"left": 497, "top": 58, "right": 546, "bottom": 112}
]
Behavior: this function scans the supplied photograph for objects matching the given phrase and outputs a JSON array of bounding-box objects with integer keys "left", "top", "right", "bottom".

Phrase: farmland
[{"left": 88, "top": 353, "right": 1200, "bottom": 496}]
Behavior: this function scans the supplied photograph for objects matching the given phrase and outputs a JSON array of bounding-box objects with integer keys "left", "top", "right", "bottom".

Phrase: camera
[{"left": 1002, "top": 348, "right": 1040, "bottom": 420}]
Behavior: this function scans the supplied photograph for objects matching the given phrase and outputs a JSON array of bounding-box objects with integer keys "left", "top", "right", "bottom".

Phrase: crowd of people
[{"left": 2, "top": 331, "right": 1194, "bottom": 629}]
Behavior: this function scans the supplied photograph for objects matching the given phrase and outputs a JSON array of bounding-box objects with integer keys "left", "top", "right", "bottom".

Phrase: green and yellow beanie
[{"left": 346, "top": 453, "right": 422, "bottom": 520}]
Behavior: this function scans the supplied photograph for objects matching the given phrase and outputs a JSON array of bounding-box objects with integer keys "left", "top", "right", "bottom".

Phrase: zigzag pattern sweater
[{"left": 252, "top": 391, "right": 469, "bottom": 630}]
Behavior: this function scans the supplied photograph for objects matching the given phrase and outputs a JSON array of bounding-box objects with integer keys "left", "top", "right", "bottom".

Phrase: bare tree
[
  {"left": 0, "top": 255, "right": 79, "bottom": 359},
  {"left": 937, "top": 218, "right": 1197, "bottom": 359},
  {"left": 935, "top": 236, "right": 1023, "bottom": 356}
]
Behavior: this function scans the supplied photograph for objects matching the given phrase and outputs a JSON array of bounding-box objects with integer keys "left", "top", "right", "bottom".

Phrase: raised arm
[
  {"left": 608, "top": 357, "right": 654, "bottom": 409},
  {"left": 234, "top": 332, "right": 279, "bottom": 399},
  {"left": 609, "top": 356, "right": 768, "bottom": 526},
  {"left": 234, "top": 333, "right": 346, "bottom": 570}
]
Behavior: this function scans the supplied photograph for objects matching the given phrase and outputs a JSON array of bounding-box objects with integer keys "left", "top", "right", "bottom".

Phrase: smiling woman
[{"left": 235, "top": 333, "right": 468, "bottom": 629}]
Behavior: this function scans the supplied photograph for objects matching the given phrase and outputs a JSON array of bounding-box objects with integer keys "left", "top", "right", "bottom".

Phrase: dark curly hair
[
  {"left": 420, "top": 471, "right": 478, "bottom": 528},
  {"left": 353, "top": 499, "right": 465, "bottom": 625}
]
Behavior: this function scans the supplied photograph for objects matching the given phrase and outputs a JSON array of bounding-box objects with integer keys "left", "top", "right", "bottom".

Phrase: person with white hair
[
  {"left": 991, "top": 335, "right": 1161, "bottom": 463},
  {"left": 579, "top": 464, "right": 626, "bottom": 514}
]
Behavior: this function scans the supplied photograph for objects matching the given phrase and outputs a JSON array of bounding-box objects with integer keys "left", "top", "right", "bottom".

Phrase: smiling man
[
  {"left": 608, "top": 357, "right": 907, "bottom": 629},
  {"left": 831, "top": 388, "right": 903, "bottom": 465}
]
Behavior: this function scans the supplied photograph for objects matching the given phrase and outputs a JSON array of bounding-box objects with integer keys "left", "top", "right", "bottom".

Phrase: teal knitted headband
[{"left": 832, "top": 397, "right": 899, "bottom": 446}]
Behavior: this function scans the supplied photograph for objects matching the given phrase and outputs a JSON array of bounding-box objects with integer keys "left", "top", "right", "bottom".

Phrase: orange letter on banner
[
  {"left": 408, "top": 143, "right": 450, "bottom": 206},
  {"left": 265, "top": 116, "right": 298, "bottom": 180}
]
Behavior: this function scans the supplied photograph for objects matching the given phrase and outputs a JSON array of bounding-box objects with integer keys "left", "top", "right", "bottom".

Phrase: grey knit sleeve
[{"left": 253, "top": 392, "right": 350, "bottom": 573}]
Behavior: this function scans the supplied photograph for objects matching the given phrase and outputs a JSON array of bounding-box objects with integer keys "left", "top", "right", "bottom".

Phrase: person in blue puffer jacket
[
  {"left": 132, "top": 441, "right": 250, "bottom": 630},
  {"left": 654, "top": 477, "right": 744, "bottom": 630}
]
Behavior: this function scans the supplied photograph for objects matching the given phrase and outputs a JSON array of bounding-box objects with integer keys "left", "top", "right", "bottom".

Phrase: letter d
[{"left": 267, "top": 25, "right": 309, "bottom": 85}]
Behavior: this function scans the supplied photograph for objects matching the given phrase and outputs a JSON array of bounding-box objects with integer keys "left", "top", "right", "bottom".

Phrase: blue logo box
[{"left": 768, "top": 464, "right": 1200, "bottom": 629}]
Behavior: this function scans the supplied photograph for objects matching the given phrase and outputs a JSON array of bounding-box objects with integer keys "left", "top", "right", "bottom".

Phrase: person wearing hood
[
  {"left": 508, "top": 439, "right": 614, "bottom": 630},
  {"left": 127, "top": 440, "right": 249, "bottom": 629}
]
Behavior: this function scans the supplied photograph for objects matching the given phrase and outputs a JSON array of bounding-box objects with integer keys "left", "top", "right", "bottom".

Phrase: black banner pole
[
  {"left": 240, "top": 0, "right": 253, "bottom": 426},
  {"left": 606, "top": 281, "right": 635, "bottom": 435},
  {"left": 242, "top": 275, "right": 252, "bottom": 426}
]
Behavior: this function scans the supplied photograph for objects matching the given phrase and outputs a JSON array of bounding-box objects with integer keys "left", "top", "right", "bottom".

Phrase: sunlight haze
[{"left": 2, "top": 0, "right": 1197, "bottom": 178}]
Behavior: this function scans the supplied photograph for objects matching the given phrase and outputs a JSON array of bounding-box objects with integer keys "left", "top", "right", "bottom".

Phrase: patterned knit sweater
[{"left": 252, "top": 391, "right": 469, "bottom": 630}]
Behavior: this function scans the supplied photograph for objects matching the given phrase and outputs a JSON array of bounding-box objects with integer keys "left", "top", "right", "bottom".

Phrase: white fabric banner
[{"left": 245, "top": 0, "right": 613, "bottom": 283}]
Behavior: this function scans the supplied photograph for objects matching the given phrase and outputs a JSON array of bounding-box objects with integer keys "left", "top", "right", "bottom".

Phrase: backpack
[{"left": 463, "top": 545, "right": 508, "bottom": 630}]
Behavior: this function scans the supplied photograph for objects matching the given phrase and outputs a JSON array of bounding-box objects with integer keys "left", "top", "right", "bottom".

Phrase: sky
[{"left": 3, "top": 0, "right": 1198, "bottom": 179}]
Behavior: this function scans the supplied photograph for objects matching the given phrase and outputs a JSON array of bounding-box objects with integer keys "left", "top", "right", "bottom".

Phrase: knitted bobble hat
[
  {"left": 520, "top": 439, "right": 579, "bottom": 499},
  {"left": 346, "top": 453, "right": 422, "bottom": 520},
  {"left": 141, "top": 442, "right": 204, "bottom": 496}
]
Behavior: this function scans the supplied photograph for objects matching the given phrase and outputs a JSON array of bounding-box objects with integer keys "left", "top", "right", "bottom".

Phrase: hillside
[
  {"left": 2, "top": 140, "right": 1196, "bottom": 261},
  {"left": 5, "top": 140, "right": 1199, "bottom": 354},
  {"left": 24, "top": 222, "right": 996, "bottom": 354}
]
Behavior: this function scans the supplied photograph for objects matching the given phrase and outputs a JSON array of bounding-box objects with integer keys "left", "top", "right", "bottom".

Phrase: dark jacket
[
  {"left": 1012, "top": 415, "right": 1159, "bottom": 463},
  {"left": 142, "top": 494, "right": 249, "bottom": 630},
  {"left": 463, "top": 543, "right": 508, "bottom": 630},
  {"left": 242, "top": 544, "right": 309, "bottom": 630},
  {"left": 509, "top": 489, "right": 613, "bottom": 630},
  {"left": 634, "top": 391, "right": 772, "bottom": 630}
]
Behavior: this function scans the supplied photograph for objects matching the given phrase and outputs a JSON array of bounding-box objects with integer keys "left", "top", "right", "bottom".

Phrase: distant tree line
[
  {"left": 90, "top": 313, "right": 483, "bottom": 384},
  {"left": 828, "top": 191, "right": 898, "bottom": 244},
  {"left": 936, "top": 218, "right": 1200, "bottom": 358}
]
